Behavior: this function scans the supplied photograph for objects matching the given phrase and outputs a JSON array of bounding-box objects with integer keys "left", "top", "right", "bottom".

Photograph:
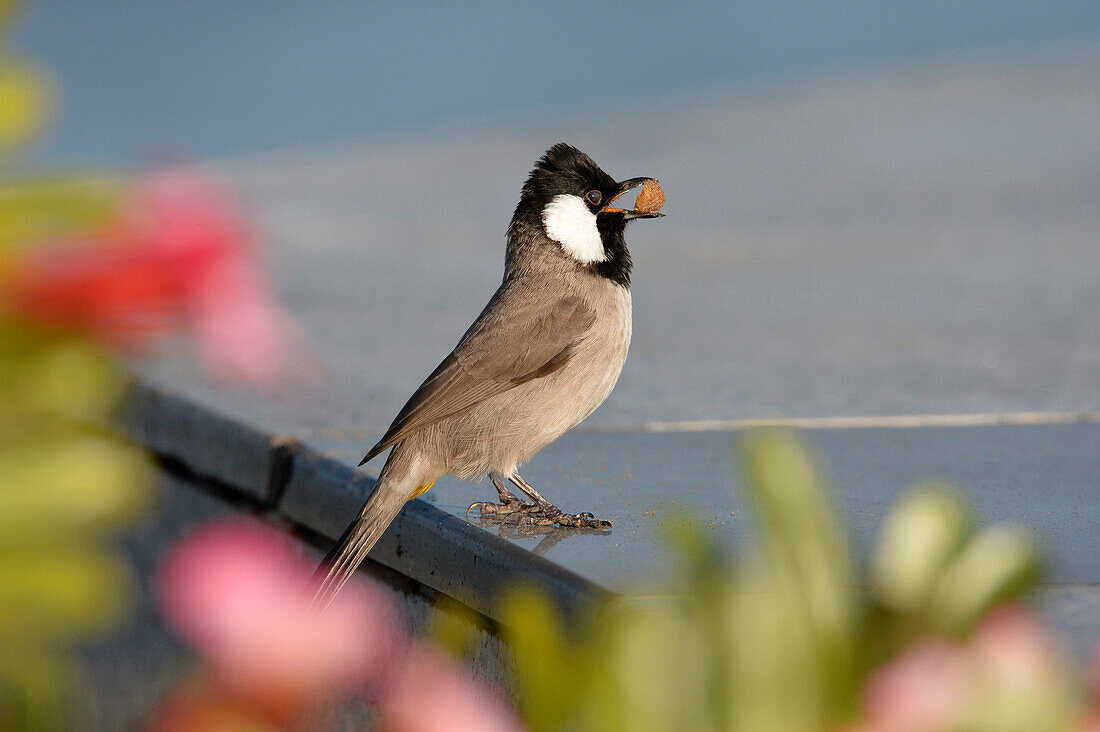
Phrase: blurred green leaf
[
  {"left": 928, "top": 526, "right": 1041, "bottom": 636},
  {"left": 0, "top": 431, "right": 152, "bottom": 537},
  {"left": 873, "top": 485, "right": 970, "bottom": 615},
  {"left": 0, "top": 177, "right": 122, "bottom": 253},
  {"left": 0, "top": 61, "right": 50, "bottom": 152},
  {"left": 727, "top": 581, "right": 824, "bottom": 731},
  {"left": 500, "top": 585, "right": 580, "bottom": 732},
  {"left": 738, "top": 431, "right": 853, "bottom": 630},
  {"left": 661, "top": 521, "right": 737, "bottom": 729},
  {"left": 0, "top": 546, "right": 133, "bottom": 641},
  {"left": 586, "top": 603, "right": 709, "bottom": 732},
  {"left": 0, "top": 647, "right": 72, "bottom": 732},
  {"left": 738, "top": 430, "right": 857, "bottom": 720},
  {"left": 662, "top": 513, "right": 725, "bottom": 571},
  {"left": 0, "top": 330, "right": 127, "bottom": 424},
  {"left": 428, "top": 595, "right": 486, "bottom": 662}
]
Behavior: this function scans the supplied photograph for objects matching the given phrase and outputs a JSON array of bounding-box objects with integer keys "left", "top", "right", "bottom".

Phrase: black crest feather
[{"left": 509, "top": 143, "right": 632, "bottom": 288}]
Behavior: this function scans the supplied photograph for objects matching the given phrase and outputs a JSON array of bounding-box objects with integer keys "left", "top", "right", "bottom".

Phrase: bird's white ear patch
[{"left": 542, "top": 194, "right": 606, "bottom": 264}]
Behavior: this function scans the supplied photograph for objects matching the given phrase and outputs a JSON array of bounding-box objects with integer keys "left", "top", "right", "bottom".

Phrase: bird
[{"left": 311, "top": 143, "right": 663, "bottom": 608}]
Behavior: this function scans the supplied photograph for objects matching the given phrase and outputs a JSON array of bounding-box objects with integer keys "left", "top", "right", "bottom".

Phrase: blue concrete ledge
[{"left": 121, "top": 379, "right": 604, "bottom": 622}]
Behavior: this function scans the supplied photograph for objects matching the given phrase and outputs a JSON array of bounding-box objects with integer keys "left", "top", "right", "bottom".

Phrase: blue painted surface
[
  {"left": 12, "top": 0, "right": 1100, "bottom": 163},
  {"left": 422, "top": 424, "right": 1100, "bottom": 592}
]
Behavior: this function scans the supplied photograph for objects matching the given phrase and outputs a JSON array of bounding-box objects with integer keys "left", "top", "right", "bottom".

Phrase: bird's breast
[
  {"left": 569, "top": 284, "right": 632, "bottom": 407},
  {"left": 431, "top": 283, "right": 632, "bottom": 480},
  {"left": 519, "top": 283, "right": 632, "bottom": 440}
]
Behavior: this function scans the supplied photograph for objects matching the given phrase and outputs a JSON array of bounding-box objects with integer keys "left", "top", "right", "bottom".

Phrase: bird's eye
[{"left": 585, "top": 190, "right": 602, "bottom": 206}]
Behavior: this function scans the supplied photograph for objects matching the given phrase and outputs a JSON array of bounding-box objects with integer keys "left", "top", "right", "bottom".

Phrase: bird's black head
[{"left": 508, "top": 143, "right": 663, "bottom": 288}]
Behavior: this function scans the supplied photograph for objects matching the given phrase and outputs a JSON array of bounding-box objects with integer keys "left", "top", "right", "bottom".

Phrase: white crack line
[{"left": 584, "top": 412, "right": 1100, "bottom": 433}]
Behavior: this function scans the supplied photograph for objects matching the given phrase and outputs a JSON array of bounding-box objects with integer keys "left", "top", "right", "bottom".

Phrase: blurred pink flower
[
  {"left": 127, "top": 170, "right": 299, "bottom": 384},
  {"left": 859, "top": 638, "right": 968, "bottom": 732},
  {"left": 154, "top": 519, "right": 525, "bottom": 730},
  {"left": 382, "top": 644, "right": 525, "bottom": 732},
  {"left": 856, "top": 605, "right": 1074, "bottom": 732},
  {"left": 156, "top": 519, "right": 398, "bottom": 721},
  {"left": 2, "top": 169, "right": 299, "bottom": 384},
  {"left": 1083, "top": 643, "right": 1100, "bottom": 732},
  {"left": 968, "top": 605, "right": 1061, "bottom": 692}
]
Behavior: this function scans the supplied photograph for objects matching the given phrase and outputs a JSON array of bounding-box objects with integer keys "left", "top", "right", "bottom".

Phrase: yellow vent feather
[{"left": 409, "top": 480, "right": 436, "bottom": 500}]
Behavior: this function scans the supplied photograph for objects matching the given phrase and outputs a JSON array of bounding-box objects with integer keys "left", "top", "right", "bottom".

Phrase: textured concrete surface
[
  {"left": 136, "top": 50, "right": 1100, "bottom": 437},
  {"left": 120, "top": 381, "right": 296, "bottom": 504},
  {"left": 405, "top": 424, "right": 1100, "bottom": 592}
]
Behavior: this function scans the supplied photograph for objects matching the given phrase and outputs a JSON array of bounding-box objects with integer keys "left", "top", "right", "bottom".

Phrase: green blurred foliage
[
  {"left": 0, "top": 0, "right": 50, "bottom": 158},
  {"left": 0, "top": 60, "right": 50, "bottom": 154},
  {"left": 0, "top": 177, "right": 122, "bottom": 253},
  {"left": 0, "top": 325, "right": 153, "bottom": 731},
  {"left": 0, "top": 4, "right": 153, "bottom": 728},
  {"left": 0, "top": 330, "right": 153, "bottom": 731},
  {"left": 499, "top": 431, "right": 1065, "bottom": 732}
]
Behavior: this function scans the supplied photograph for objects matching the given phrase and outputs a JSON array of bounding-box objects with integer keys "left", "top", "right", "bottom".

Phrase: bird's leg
[
  {"left": 466, "top": 472, "right": 534, "bottom": 518},
  {"left": 508, "top": 471, "right": 612, "bottom": 529}
]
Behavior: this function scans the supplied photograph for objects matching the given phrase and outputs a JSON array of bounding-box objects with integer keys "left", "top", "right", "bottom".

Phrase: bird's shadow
[{"left": 471, "top": 515, "right": 612, "bottom": 557}]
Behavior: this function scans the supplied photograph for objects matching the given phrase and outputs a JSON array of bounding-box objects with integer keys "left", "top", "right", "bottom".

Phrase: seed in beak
[{"left": 633, "top": 179, "right": 665, "bottom": 213}]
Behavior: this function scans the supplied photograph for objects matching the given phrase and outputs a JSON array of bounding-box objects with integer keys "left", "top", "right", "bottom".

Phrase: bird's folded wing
[{"left": 359, "top": 292, "right": 596, "bottom": 464}]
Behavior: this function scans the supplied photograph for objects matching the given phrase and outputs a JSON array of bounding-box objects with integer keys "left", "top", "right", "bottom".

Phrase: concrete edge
[
  {"left": 118, "top": 377, "right": 605, "bottom": 623},
  {"left": 119, "top": 380, "right": 294, "bottom": 506}
]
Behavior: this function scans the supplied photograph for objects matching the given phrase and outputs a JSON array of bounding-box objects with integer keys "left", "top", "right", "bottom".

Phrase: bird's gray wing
[{"left": 359, "top": 291, "right": 596, "bottom": 464}]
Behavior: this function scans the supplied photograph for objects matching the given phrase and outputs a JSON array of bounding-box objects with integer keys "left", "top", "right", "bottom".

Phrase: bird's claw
[
  {"left": 552, "top": 510, "right": 612, "bottom": 529},
  {"left": 468, "top": 498, "right": 611, "bottom": 529},
  {"left": 466, "top": 498, "right": 531, "bottom": 519},
  {"left": 513, "top": 507, "right": 611, "bottom": 529}
]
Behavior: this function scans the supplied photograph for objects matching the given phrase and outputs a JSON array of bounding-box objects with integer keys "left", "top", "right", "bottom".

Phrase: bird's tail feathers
[{"left": 309, "top": 474, "right": 410, "bottom": 611}]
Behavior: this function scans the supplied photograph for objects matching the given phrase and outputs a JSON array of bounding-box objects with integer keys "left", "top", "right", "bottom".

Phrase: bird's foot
[
  {"left": 517, "top": 506, "right": 612, "bottom": 529},
  {"left": 466, "top": 496, "right": 533, "bottom": 519},
  {"left": 467, "top": 500, "right": 611, "bottom": 529}
]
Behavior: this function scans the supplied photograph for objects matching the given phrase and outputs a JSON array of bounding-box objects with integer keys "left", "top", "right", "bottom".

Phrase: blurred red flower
[
  {"left": 2, "top": 169, "right": 297, "bottom": 384},
  {"left": 146, "top": 676, "right": 279, "bottom": 732}
]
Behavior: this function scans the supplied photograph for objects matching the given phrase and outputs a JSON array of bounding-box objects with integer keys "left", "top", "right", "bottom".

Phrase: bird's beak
[{"left": 602, "top": 177, "right": 665, "bottom": 220}]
